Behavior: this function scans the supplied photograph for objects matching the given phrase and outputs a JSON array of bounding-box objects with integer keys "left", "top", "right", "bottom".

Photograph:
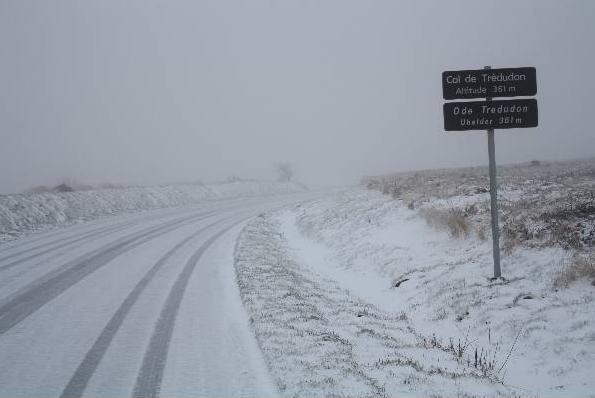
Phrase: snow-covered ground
[
  {"left": 0, "top": 191, "right": 326, "bottom": 398},
  {"left": 0, "top": 180, "right": 306, "bottom": 242},
  {"left": 235, "top": 188, "right": 595, "bottom": 397}
]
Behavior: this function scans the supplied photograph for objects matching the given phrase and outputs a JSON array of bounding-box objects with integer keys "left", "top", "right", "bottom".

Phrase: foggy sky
[{"left": 1, "top": 0, "right": 594, "bottom": 194}]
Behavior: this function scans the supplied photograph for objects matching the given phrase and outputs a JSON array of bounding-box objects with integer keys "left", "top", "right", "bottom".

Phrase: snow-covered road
[{"left": 0, "top": 195, "right": 312, "bottom": 398}]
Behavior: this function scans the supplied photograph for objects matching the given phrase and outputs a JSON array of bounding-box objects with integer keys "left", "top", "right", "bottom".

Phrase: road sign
[
  {"left": 442, "top": 67, "right": 536, "bottom": 100},
  {"left": 443, "top": 99, "right": 538, "bottom": 131},
  {"left": 442, "top": 65, "right": 538, "bottom": 279}
]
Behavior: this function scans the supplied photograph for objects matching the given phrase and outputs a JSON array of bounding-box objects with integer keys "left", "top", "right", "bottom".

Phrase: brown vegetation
[
  {"left": 419, "top": 207, "right": 470, "bottom": 238},
  {"left": 553, "top": 253, "right": 595, "bottom": 288},
  {"left": 365, "top": 158, "right": 595, "bottom": 252}
]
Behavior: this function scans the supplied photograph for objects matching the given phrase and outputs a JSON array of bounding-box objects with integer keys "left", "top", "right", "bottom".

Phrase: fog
[{"left": 1, "top": 0, "right": 594, "bottom": 194}]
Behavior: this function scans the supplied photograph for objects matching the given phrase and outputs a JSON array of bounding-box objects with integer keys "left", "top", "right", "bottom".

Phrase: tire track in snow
[
  {"left": 0, "top": 225, "right": 118, "bottom": 263},
  {"left": 0, "top": 210, "right": 218, "bottom": 335},
  {"left": 0, "top": 206, "right": 211, "bottom": 265},
  {"left": 59, "top": 215, "right": 230, "bottom": 398},
  {"left": 132, "top": 218, "right": 247, "bottom": 398},
  {"left": 0, "top": 221, "right": 136, "bottom": 273}
]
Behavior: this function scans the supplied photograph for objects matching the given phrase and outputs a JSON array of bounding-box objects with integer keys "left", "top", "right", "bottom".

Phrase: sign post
[
  {"left": 442, "top": 66, "right": 538, "bottom": 279},
  {"left": 485, "top": 66, "right": 501, "bottom": 278}
]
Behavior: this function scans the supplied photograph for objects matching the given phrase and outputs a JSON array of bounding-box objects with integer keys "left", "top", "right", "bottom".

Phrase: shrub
[
  {"left": 53, "top": 183, "right": 74, "bottom": 193},
  {"left": 551, "top": 221, "right": 583, "bottom": 250}
]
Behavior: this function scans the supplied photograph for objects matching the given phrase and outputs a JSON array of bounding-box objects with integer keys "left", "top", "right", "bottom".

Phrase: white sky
[{"left": 1, "top": 0, "right": 594, "bottom": 193}]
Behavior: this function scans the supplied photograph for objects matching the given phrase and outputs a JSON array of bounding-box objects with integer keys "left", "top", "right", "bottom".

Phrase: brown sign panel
[
  {"left": 443, "top": 99, "right": 538, "bottom": 131},
  {"left": 442, "top": 67, "right": 536, "bottom": 100}
]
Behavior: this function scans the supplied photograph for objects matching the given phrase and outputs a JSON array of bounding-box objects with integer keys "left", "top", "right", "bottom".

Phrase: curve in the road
[
  {"left": 0, "top": 221, "right": 137, "bottom": 273},
  {"left": 0, "top": 205, "right": 220, "bottom": 266},
  {"left": 0, "top": 204, "right": 210, "bottom": 254},
  {"left": 0, "top": 210, "right": 217, "bottom": 335},
  {"left": 0, "top": 215, "right": 138, "bottom": 256}
]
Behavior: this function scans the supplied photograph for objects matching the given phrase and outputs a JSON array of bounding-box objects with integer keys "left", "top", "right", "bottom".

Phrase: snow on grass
[
  {"left": 285, "top": 188, "right": 595, "bottom": 397},
  {"left": 235, "top": 212, "right": 517, "bottom": 398},
  {"left": 0, "top": 181, "right": 306, "bottom": 242},
  {"left": 363, "top": 158, "right": 595, "bottom": 252}
]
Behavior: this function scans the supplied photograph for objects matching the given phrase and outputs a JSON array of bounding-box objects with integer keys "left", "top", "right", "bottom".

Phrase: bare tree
[{"left": 275, "top": 162, "right": 293, "bottom": 182}]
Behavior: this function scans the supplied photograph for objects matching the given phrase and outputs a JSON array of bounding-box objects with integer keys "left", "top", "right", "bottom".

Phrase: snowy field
[
  {"left": 0, "top": 180, "right": 306, "bottom": 242},
  {"left": 235, "top": 159, "right": 594, "bottom": 397}
]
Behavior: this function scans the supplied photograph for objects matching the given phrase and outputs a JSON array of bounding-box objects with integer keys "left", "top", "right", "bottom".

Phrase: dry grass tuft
[
  {"left": 420, "top": 207, "right": 470, "bottom": 238},
  {"left": 553, "top": 253, "right": 595, "bottom": 288}
]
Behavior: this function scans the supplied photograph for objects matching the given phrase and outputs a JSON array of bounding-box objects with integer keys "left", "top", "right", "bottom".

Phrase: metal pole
[
  {"left": 485, "top": 65, "right": 501, "bottom": 279},
  {"left": 487, "top": 129, "right": 501, "bottom": 278}
]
